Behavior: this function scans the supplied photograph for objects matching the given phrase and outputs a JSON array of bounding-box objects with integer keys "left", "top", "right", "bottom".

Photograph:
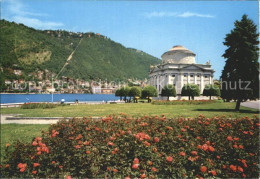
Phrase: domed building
[{"left": 149, "top": 45, "right": 214, "bottom": 96}]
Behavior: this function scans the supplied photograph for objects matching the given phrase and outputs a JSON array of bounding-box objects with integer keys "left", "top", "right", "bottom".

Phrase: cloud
[
  {"left": 3, "top": 0, "right": 64, "bottom": 29},
  {"left": 144, "top": 11, "right": 215, "bottom": 18},
  {"left": 13, "top": 16, "right": 64, "bottom": 29}
]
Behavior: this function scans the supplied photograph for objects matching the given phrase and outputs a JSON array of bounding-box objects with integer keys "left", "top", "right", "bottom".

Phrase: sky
[{"left": 1, "top": 0, "right": 259, "bottom": 79}]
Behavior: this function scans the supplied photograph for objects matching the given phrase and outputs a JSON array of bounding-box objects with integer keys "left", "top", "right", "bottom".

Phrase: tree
[
  {"left": 161, "top": 84, "right": 176, "bottom": 100},
  {"left": 121, "top": 86, "right": 130, "bottom": 102},
  {"left": 115, "top": 88, "right": 124, "bottom": 101},
  {"left": 129, "top": 86, "right": 142, "bottom": 103},
  {"left": 203, "top": 84, "right": 220, "bottom": 100},
  {"left": 142, "top": 85, "right": 158, "bottom": 103},
  {"left": 181, "top": 84, "right": 200, "bottom": 100},
  {"left": 221, "top": 14, "right": 259, "bottom": 111}
]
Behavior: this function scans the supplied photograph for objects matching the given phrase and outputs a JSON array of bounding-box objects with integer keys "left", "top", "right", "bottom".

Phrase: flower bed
[
  {"left": 1, "top": 114, "right": 259, "bottom": 178},
  {"left": 151, "top": 100, "right": 221, "bottom": 105}
]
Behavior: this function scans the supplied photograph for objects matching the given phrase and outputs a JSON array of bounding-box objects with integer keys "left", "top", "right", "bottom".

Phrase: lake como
[{"left": 0, "top": 94, "right": 120, "bottom": 104}]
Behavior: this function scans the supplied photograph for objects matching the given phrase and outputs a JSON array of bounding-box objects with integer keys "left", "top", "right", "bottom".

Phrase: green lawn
[
  {"left": 1, "top": 102, "right": 259, "bottom": 118},
  {"left": 1, "top": 124, "right": 49, "bottom": 162}
]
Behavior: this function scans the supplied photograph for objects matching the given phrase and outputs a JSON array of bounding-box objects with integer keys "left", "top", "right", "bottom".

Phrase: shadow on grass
[{"left": 194, "top": 108, "right": 259, "bottom": 114}]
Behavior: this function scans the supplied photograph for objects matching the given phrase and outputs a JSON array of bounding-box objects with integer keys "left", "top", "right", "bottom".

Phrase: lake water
[{"left": 0, "top": 94, "right": 120, "bottom": 104}]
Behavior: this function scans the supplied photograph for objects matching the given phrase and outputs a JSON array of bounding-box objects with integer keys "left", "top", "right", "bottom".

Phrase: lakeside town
[{"left": 3, "top": 68, "right": 147, "bottom": 94}]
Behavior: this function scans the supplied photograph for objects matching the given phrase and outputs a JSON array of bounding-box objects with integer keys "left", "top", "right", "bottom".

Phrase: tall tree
[
  {"left": 161, "top": 84, "right": 176, "bottom": 100},
  {"left": 221, "top": 14, "right": 259, "bottom": 111}
]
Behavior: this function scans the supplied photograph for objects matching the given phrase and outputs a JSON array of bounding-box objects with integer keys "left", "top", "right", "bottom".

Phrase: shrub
[
  {"left": 1, "top": 114, "right": 259, "bottom": 178},
  {"left": 142, "top": 85, "right": 158, "bottom": 103},
  {"left": 20, "top": 103, "right": 57, "bottom": 109},
  {"left": 181, "top": 84, "right": 200, "bottom": 100},
  {"left": 203, "top": 84, "right": 221, "bottom": 100},
  {"left": 161, "top": 85, "right": 176, "bottom": 100},
  {"left": 129, "top": 87, "right": 142, "bottom": 103}
]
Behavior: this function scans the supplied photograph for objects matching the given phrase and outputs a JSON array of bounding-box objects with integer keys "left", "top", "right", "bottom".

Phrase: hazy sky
[{"left": 2, "top": 0, "right": 259, "bottom": 79}]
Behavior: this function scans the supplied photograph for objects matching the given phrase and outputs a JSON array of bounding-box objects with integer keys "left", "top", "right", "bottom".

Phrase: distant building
[{"left": 149, "top": 45, "right": 214, "bottom": 95}]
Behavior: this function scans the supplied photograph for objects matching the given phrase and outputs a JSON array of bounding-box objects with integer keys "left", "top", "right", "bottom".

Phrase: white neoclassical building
[{"left": 149, "top": 45, "right": 214, "bottom": 96}]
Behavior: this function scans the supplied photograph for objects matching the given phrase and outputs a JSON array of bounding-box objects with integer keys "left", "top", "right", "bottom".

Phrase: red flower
[
  {"left": 238, "top": 166, "right": 243, "bottom": 172},
  {"left": 233, "top": 144, "right": 238, "bottom": 149},
  {"left": 86, "top": 150, "right": 91, "bottom": 154},
  {"left": 197, "top": 145, "right": 202, "bottom": 150},
  {"left": 20, "top": 167, "right": 26, "bottom": 172},
  {"left": 166, "top": 156, "right": 173, "bottom": 162},
  {"left": 230, "top": 165, "right": 237, "bottom": 172},
  {"left": 18, "top": 163, "right": 27, "bottom": 169},
  {"left": 5, "top": 164, "right": 10, "bottom": 168},
  {"left": 6, "top": 143, "right": 10, "bottom": 148},
  {"left": 125, "top": 176, "right": 130, "bottom": 179},
  {"left": 52, "top": 161, "right": 56, "bottom": 164},
  {"left": 191, "top": 151, "right": 198, "bottom": 156},
  {"left": 33, "top": 163, "right": 40, "bottom": 167},
  {"left": 200, "top": 166, "right": 207, "bottom": 173},
  {"left": 140, "top": 173, "right": 146, "bottom": 179},
  {"left": 227, "top": 136, "right": 233, "bottom": 141},
  {"left": 113, "top": 168, "right": 118, "bottom": 173},
  {"left": 148, "top": 161, "right": 153, "bottom": 166},
  {"left": 32, "top": 170, "right": 37, "bottom": 174},
  {"left": 32, "top": 141, "right": 38, "bottom": 146},
  {"left": 179, "top": 151, "right": 186, "bottom": 157},
  {"left": 132, "top": 164, "right": 139, "bottom": 170},
  {"left": 208, "top": 146, "right": 215, "bottom": 152},
  {"left": 239, "top": 145, "right": 243, "bottom": 149},
  {"left": 133, "top": 158, "right": 139, "bottom": 164},
  {"left": 152, "top": 167, "right": 157, "bottom": 172},
  {"left": 153, "top": 137, "right": 159, "bottom": 143},
  {"left": 202, "top": 144, "right": 208, "bottom": 151},
  {"left": 108, "top": 142, "right": 114, "bottom": 146},
  {"left": 210, "top": 170, "right": 217, "bottom": 176}
]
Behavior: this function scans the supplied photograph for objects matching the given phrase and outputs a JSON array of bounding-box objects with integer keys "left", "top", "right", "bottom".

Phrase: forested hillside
[{"left": 0, "top": 20, "right": 160, "bottom": 81}]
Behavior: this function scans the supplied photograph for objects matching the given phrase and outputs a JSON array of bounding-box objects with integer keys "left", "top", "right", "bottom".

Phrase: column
[
  {"left": 209, "top": 75, "right": 212, "bottom": 85},
  {"left": 179, "top": 73, "right": 183, "bottom": 94},
  {"left": 194, "top": 74, "right": 197, "bottom": 85},
  {"left": 166, "top": 73, "right": 170, "bottom": 86},
  {"left": 187, "top": 73, "right": 190, "bottom": 84},
  {"left": 200, "top": 74, "right": 204, "bottom": 94}
]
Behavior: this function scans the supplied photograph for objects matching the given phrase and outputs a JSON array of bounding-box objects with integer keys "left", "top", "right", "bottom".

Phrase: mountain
[{"left": 0, "top": 20, "right": 161, "bottom": 81}]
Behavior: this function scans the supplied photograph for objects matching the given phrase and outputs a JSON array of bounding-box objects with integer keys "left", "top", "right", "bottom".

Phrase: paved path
[
  {"left": 241, "top": 100, "right": 259, "bottom": 110},
  {"left": 1, "top": 115, "right": 61, "bottom": 124}
]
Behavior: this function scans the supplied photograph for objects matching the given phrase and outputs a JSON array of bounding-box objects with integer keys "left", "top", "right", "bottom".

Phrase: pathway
[{"left": 241, "top": 100, "right": 259, "bottom": 110}]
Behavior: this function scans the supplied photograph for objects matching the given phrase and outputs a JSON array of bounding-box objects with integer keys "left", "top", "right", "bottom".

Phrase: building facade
[{"left": 149, "top": 45, "right": 214, "bottom": 95}]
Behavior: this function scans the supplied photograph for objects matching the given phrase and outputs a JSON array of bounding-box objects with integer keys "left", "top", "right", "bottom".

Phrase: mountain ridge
[{"left": 0, "top": 19, "right": 161, "bottom": 82}]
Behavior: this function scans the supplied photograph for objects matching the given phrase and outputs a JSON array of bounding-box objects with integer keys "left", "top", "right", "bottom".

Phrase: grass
[
  {"left": 1, "top": 124, "right": 49, "bottom": 162},
  {"left": 1, "top": 102, "right": 259, "bottom": 118}
]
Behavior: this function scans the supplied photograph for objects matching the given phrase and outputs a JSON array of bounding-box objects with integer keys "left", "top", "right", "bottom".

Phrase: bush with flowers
[{"left": 1, "top": 114, "right": 259, "bottom": 178}]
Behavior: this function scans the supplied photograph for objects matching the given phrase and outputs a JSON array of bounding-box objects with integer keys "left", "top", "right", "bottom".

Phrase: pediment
[{"left": 181, "top": 64, "right": 204, "bottom": 71}]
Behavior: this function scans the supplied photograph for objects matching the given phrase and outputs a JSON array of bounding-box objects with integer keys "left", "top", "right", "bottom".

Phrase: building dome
[{"left": 161, "top": 45, "right": 196, "bottom": 64}]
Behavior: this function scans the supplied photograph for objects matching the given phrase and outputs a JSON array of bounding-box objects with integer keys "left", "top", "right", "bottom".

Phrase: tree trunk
[
  {"left": 235, "top": 99, "right": 241, "bottom": 111},
  {"left": 192, "top": 96, "right": 194, "bottom": 100},
  {"left": 167, "top": 96, "right": 169, "bottom": 101},
  {"left": 120, "top": 96, "right": 122, "bottom": 101},
  {"left": 124, "top": 96, "right": 126, "bottom": 102},
  {"left": 189, "top": 96, "right": 190, "bottom": 100},
  {"left": 210, "top": 96, "right": 212, "bottom": 100}
]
